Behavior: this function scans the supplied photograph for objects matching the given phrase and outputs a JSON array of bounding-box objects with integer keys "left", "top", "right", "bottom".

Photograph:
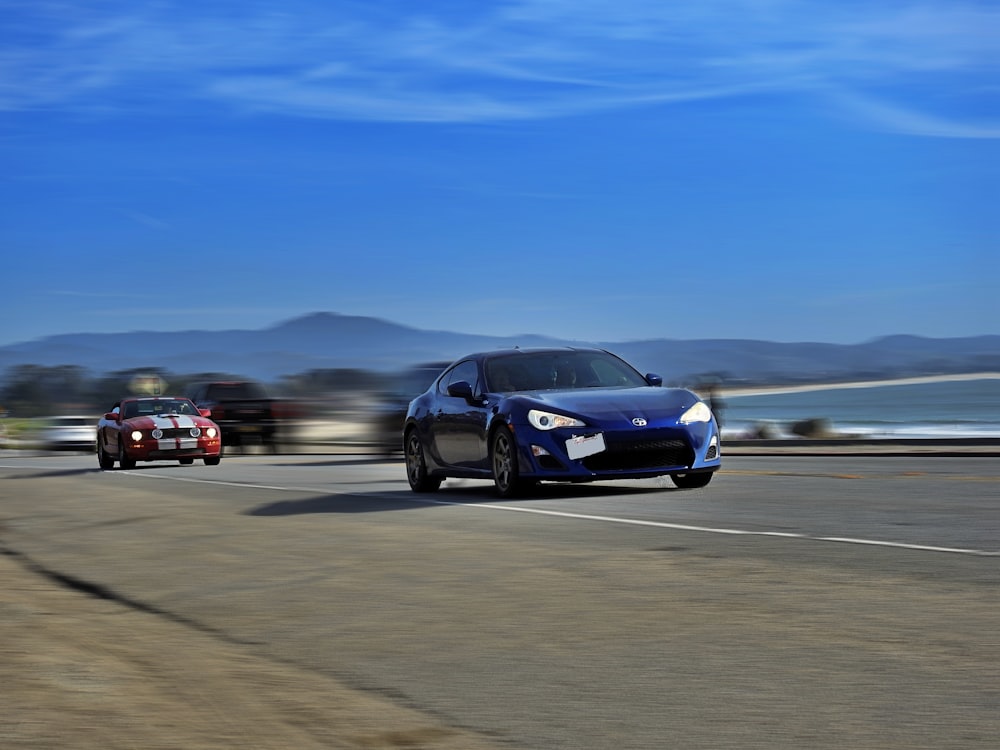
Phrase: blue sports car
[{"left": 403, "top": 347, "right": 721, "bottom": 497}]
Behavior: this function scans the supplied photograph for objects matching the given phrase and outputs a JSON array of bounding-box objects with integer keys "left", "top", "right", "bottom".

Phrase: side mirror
[
  {"left": 645, "top": 373, "right": 663, "bottom": 387},
  {"left": 446, "top": 380, "right": 476, "bottom": 401},
  {"left": 104, "top": 412, "right": 121, "bottom": 422},
  {"left": 198, "top": 408, "right": 212, "bottom": 418}
]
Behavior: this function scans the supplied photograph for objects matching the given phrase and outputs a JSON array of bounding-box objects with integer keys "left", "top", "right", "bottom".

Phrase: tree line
[{"left": 0, "top": 364, "right": 390, "bottom": 418}]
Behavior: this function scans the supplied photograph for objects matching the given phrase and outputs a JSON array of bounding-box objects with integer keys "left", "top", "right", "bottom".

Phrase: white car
[{"left": 40, "top": 415, "right": 97, "bottom": 452}]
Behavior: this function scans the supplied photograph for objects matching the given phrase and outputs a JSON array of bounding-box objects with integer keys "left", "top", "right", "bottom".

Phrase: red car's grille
[{"left": 155, "top": 428, "right": 195, "bottom": 439}]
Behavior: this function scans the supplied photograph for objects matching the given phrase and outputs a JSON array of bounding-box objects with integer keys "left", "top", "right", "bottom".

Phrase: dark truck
[{"left": 186, "top": 380, "right": 290, "bottom": 450}]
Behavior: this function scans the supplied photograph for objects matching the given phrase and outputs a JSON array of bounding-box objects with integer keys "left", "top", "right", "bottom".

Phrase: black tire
[
  {"left": 97, "top": 436, "right": 115, "bottom": 470},
  {"left": 405, "top": 429, "right": 441, "bottom": 493},
  {"left": 671, "top": 471, "right": 713, "bottom": 489},
  {"left": 491, "top": 426, "right": 527, "bottom": 498},
  {"left": 118, "top": 439, "right": 136, "bottom": 470},
  {"left": 179, "top": 457, "right": 195, "bottom": 465},
  {"left": 204, "top": 455, "right": 221, "bottom": 466}
]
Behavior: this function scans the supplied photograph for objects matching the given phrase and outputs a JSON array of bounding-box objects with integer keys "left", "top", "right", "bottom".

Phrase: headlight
[
  {"left": 527, "top": 409, "right": 586, "bottom": 431},
  {"left": 679, "top": 401, "right": 712, "bottom": 424},
  {"left": 205, "top": 427, "right": 217, "bottom": 439},
  {"left": 130, "top": 430, "right": 144, "bottom": 441},
  {"left": 189, "top": 427, "right": 202, "bottom": 437}
]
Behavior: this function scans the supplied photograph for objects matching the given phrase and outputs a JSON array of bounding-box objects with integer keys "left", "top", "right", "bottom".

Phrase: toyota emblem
[{"left": 631, "top": 418, "right": 647, "bottom": 427}]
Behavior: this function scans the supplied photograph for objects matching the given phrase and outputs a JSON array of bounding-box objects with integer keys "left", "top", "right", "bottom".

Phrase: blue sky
[{"left": 2, "top": 0, "right": 997, "bottom": 347}]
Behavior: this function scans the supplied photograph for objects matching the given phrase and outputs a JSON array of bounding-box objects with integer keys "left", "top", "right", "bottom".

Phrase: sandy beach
[{"left": 720, "top": 372, "right": 1000, "bottom": 399}]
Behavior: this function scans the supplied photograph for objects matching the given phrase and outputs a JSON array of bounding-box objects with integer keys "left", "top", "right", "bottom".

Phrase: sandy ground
[
  {"left": 720, "top": 372, "right": 1000, "bottom": 398},
  {"left": 0, "top": 551, "right": 503, "bottom": 750}
]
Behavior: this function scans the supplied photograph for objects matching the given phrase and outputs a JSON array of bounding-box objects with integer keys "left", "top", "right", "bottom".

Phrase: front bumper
[
  {"left": 126, "top": 439, "right": 222, "bottom": 461},
  {"left": 513, "top": 422, "right": 721, "bottom": 480}
]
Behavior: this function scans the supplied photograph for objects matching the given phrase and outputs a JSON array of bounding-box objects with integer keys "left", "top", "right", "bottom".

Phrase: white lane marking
[
  {"left": 103, "top": 470, "right": 1000, "bottom": 558},
  {"left": 112, "top": 471, "right": 293, "bottom": 492},
  {"left": 416, "top": 499, "right": 999, "bottom": 556}
]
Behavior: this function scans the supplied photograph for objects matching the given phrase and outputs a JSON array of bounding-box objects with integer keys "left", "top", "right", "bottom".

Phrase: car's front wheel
[
  {"left": 671, "top": 471, "right": 713, "bottom": 489},
  {"left": 97, "top": 436, "right": 115, "bottom": 470},
  {"left": 204, "top": 455, "right": 221, "bottom": 466},
  {"left": 491, "top": 426, "right": 528, "bottom": 498},
  {"left": 118, "top": 439, "right": 136, "bottom": 470},
  {"left": 405, "top": 429, "right": 441, "bottom": 493}
]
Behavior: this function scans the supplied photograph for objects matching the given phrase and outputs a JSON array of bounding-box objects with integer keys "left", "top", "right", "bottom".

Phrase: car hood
[
  {"left": 506, "top": 387, "right": 703, "bottom": 423},
  {"left": 124, "top": 414, "right": 216, "bottom": 430}
]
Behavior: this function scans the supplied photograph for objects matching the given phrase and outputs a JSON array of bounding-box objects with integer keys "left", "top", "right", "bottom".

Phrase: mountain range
[{"left": 1, "top": 312, "right": 998, "bottom": 386}]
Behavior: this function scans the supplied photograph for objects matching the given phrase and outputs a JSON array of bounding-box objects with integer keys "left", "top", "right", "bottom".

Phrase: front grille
[
  {"left": 582, "top": 437, "right": 693, "bottom": 472},
  {"left": 156, "top": 428, "right": 195, "bottom": 439},
  {"left": 705, "top": 444, "right": 719, "bottom": 460}
]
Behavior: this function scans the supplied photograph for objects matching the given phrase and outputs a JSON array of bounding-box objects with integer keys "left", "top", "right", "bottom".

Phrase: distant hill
[{"left": 1, "top": 312, "right": 997, "bottom": 386}]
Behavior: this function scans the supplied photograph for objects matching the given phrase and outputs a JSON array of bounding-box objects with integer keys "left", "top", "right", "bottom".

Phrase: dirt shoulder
[{"left": 0, "top": 550, "right": 503, "bottom": 750}]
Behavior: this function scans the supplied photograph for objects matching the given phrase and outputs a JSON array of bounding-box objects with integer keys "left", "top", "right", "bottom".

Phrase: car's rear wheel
[
  {"left": 97, "top": 436, "right": 115, "bottom": 470},
  {"left": 491, "top": 426, "right": 527, "bottom": 498},
  {"left": 405, "top": 429, "right": 440, "bottom": 492},
  {"left": 671, "top": 471, "right": 713, "bottom": 489},
  {"left": 118, "top": 440, "right": 136, "bottom": 470}
]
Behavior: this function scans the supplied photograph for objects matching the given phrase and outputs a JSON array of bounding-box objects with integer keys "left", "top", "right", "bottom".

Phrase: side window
[{"left": 438, "top": 360, "right": 480, "bottom": 395}]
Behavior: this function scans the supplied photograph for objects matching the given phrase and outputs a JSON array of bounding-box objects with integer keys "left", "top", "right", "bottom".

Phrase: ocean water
[{"left": 717, "top": 377, "right": 1000, "bottom": 439}]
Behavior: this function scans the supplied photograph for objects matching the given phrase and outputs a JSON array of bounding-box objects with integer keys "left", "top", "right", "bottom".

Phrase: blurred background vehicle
[
  {"left": 186, "top": 380, "right": 300, "bottom": 451},
  {"left": 39, "top": 415, "right": 96, "bottom": 452},
  {"left": 372, "top": 362, "right": 450, "bottom": 456}
]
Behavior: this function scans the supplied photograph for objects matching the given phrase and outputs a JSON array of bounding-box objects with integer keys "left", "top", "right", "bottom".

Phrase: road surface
[{"left": 2, "top": 452, "right": 997, "bottom": 749}]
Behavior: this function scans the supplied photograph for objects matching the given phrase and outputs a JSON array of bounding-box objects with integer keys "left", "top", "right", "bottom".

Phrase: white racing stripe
[
  {"left": 149, "top": 414, "right": 196, "bottom": 429},
  {"left": 111, "top": 471, "right": 999, "bottom": 557},
  {"left": 149, "top": 414, "right": 198, "bottom": 450},
  {"left": 157, "top": 437, "right": 198, "bottom": 450}
]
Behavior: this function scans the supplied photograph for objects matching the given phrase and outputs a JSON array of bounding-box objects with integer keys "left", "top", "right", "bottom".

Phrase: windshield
[
  {"left": 132, "top": 399, "right": 199, "bottom": 416},
  {"left": 485, "top": 351, "right": 648, "bottom": 392}
]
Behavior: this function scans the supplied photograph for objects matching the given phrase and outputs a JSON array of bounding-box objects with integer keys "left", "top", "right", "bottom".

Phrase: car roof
[
  {"left": 119, "top": 396, "right": 191, "bottom": 403},
  {"left": 123, "top": 396, "right": 188, "bottom": 400},
  {"left": 457, "top": 346, "right": 605, "bottom": 360}
]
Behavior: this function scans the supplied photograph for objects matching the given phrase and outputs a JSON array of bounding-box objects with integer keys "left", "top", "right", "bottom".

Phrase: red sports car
[{"left": 97, "top": 397, "right": 223, "bottom": 469}]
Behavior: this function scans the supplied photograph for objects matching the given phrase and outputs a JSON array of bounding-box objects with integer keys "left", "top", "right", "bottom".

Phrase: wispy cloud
[{"left": 1, "top": 1, "right": 995, "bottom": 136}]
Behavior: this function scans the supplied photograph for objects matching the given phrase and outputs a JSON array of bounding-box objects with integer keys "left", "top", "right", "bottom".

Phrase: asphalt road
[{"left": 2, "top": 451, "right": 998, "bottom": 749}]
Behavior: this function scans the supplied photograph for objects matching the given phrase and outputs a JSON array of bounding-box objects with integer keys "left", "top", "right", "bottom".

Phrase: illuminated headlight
[
  {"left": 151, "top": 429, "right": 163, "bottom": 439},
  {"left": 189, "top": 427, "right": 202, "bottom": 438},
  {"left": 679, "top": 402, "right": 713, "bottom": 424},
  {"left": 130, "top": 430, "right": 144, "bottom": 441},
  {"left": 528, "top": 409, "right": 585, "bottom": 431},
  {"left": 205, "top": 427, "right": 217, "bottom": 439}
]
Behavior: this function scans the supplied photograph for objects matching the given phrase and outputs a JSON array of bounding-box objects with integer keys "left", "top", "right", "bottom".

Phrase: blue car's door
[{"left": 428, "top": 361, "right": 488, "bottom": 470}]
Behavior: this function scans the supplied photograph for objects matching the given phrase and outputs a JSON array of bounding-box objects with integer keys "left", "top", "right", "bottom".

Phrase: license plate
[{"left": 566, "top": 433, "right": 606, "bottom": 460}]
